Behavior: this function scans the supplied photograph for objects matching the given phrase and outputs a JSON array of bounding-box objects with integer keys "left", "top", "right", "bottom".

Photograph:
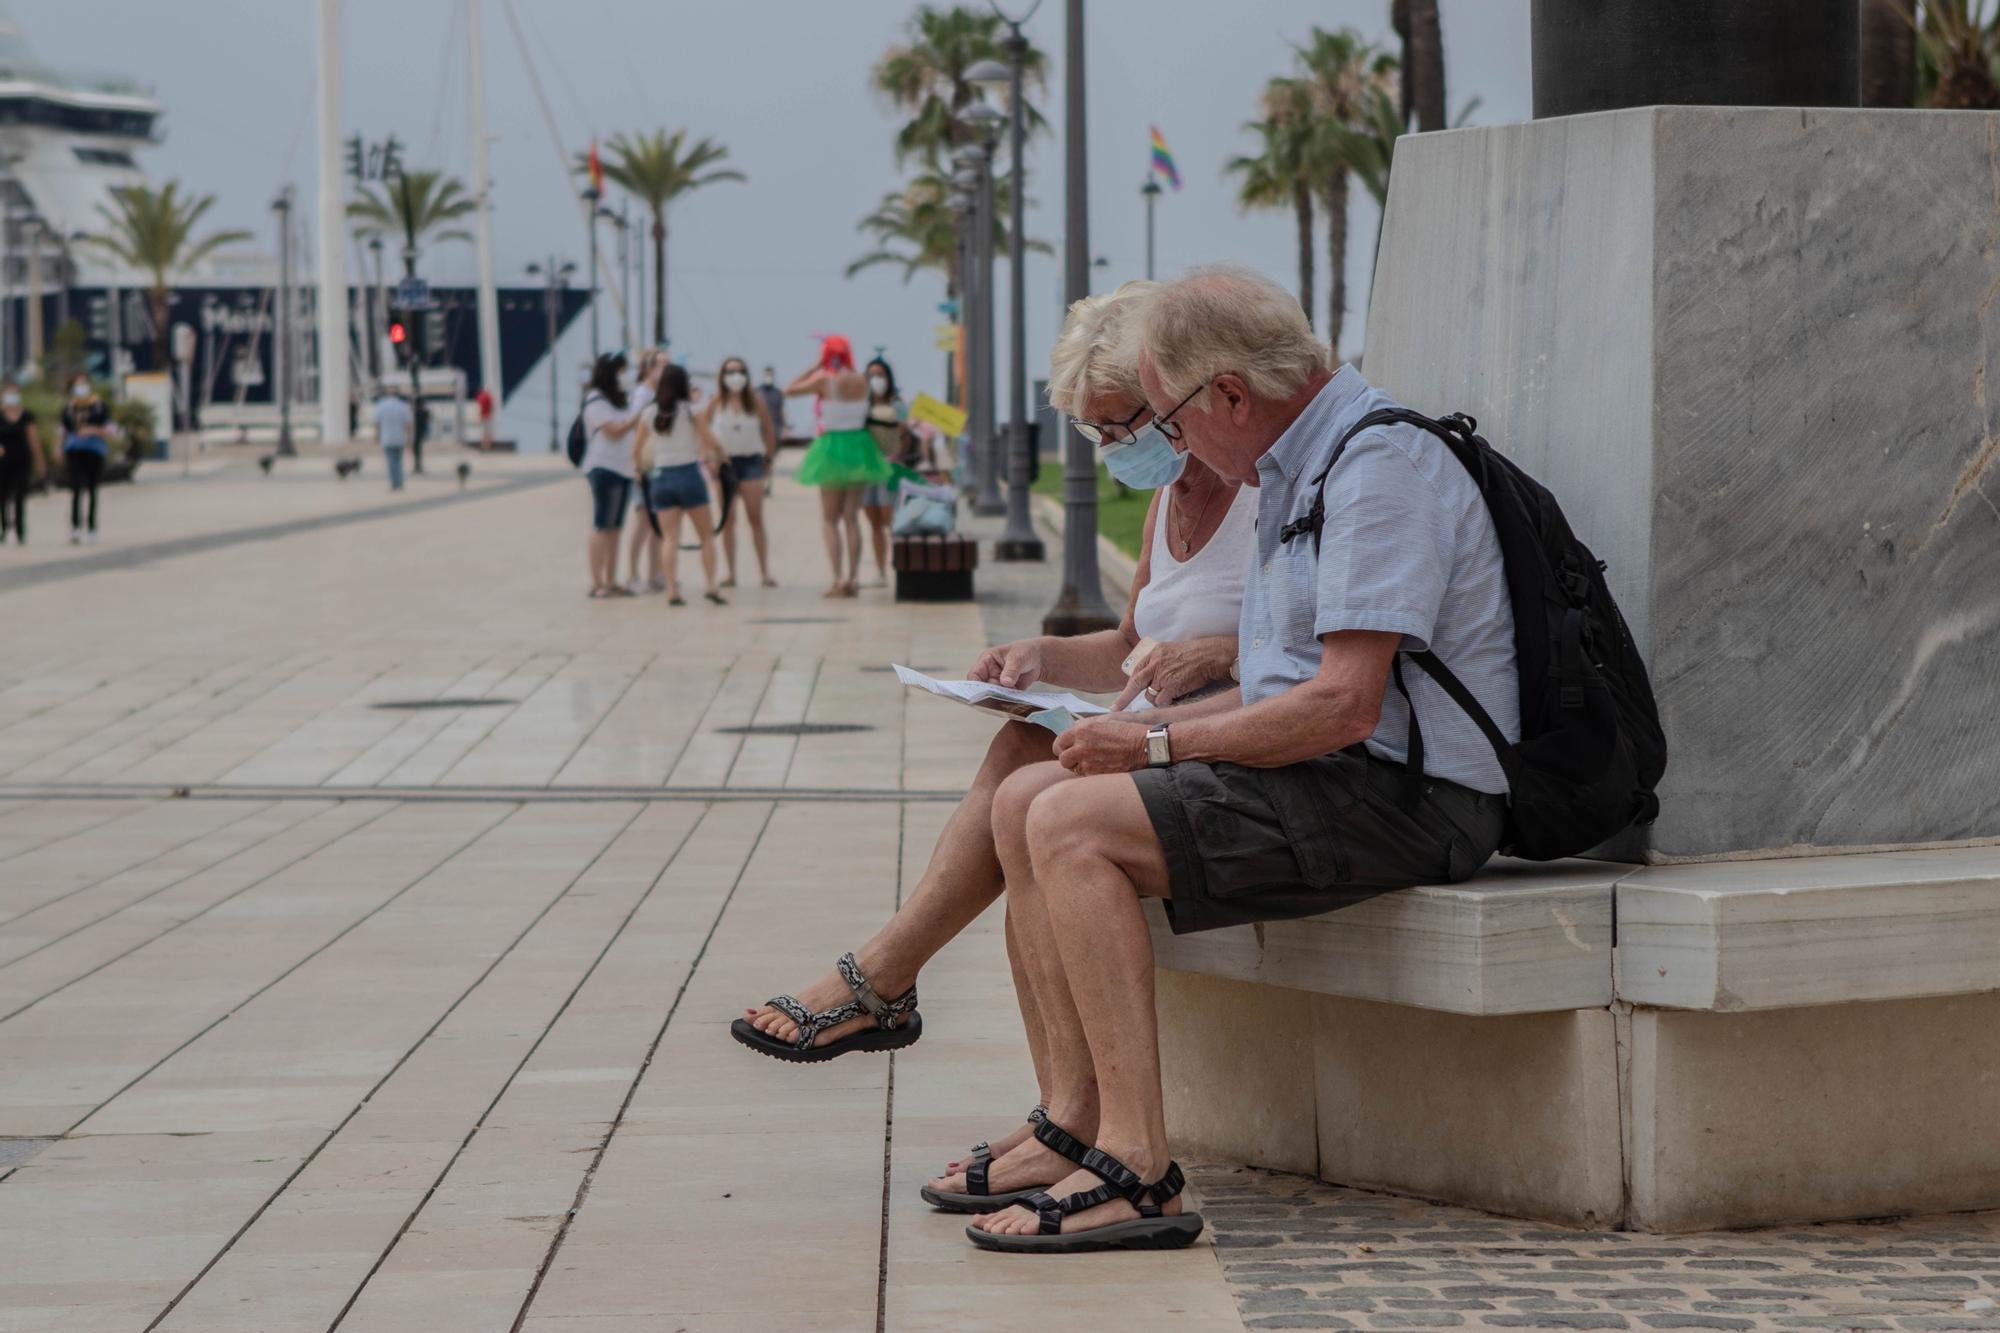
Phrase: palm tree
[
  {"left": 1914, "top": 0, "right": 2000, "bottom": 108},
  {"left": 872, "top": 4, "right": 1048, "bottom": 167},
  {"left": 587, "top": 130, "right": 744, "bottom": 344},
  {"left": 76, "top": 181, "right": 250, "bottom": 372},
  {"left": 1322, "top": 79, "right": 1479, "bottom": 308},
  {"left": 1226, "top": 77, "right": 1318, "bottom": 328},
  {"left": 346, "top": 169, "right": 476, "bottom": 282},
  {"left": 1861, "top": 0, "right": 1919, "bottom": 106},
  {"left": 846, "top": 170, "right": 1041, "bottom": 285},
  {"left": 1392, "top": 0, "right": 1448, "bottom": 131},
  {"left": 1294, "top": 27, "right": 1397, "bottom": 353}
]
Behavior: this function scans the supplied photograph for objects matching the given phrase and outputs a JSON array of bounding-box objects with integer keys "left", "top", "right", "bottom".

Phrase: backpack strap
[
  {"left": 1402, "top": 648, "right": 1523, "bottom": 793},
  {"left": 1278, "top": 408, "right": 1475, "bottom": 554}
]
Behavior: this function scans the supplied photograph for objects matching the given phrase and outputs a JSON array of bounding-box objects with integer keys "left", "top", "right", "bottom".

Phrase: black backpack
[
  {"left": 565, "top": 392, "right": 595, "bottom": 467},
  {"left": 1285, "top": 407, "right": 1666, "bottom": 861}
]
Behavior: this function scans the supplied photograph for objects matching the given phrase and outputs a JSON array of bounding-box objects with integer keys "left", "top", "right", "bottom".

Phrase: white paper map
[{"left": 891, "top": 664, "right": 1109, "bottom": 730}]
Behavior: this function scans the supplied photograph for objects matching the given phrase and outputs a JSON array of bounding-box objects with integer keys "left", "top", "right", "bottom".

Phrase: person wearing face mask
[
  {"left": 858, "top": 356, "right": 911, "bottom": 587},
  {"left": 789, "top": 334, "right": 893, "bottom": 597},
  {"left": 756, "top": 365, "right": 788, "bottom": 444},
  {"left": 641, "top": 362, "right": 729, "bottom": 606},
  {"left": 624, "top": 349, "right": 666, "bottom": 595},
  {"left": 0, "top": 382, "right": 44, "bottom": 545},
  {"left": 59, "top": 375, "right": 113, "bottom": 545},
  {"left": 703, "top": 356, "right": 779, "bottom": 588},
  {"left": 580, "top": 352, "right": 654, "bottom": 598}
]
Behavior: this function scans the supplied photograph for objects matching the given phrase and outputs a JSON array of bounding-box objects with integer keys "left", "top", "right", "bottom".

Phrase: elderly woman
[{"left": 731, "top": 280, "right": 1258, "bottom": 1201}]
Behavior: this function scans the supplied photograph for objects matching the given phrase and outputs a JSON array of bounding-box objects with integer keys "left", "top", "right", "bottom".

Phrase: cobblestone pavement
[{"left": 1193, "top": 1165, "right": 2000, "bottom": 1333}]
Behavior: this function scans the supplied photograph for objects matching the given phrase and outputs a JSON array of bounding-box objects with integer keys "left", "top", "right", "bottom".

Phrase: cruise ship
[{"left": 0, "top": 6, "right": 583, "bottom": 434}]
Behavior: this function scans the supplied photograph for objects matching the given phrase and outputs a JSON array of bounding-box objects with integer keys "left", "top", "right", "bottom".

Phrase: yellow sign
[
  {"left": 909, "top": 392, "right": 967, "bottom": 437},
  {"left": 934, "top": 323, "right": 960, "bottom": 352}
]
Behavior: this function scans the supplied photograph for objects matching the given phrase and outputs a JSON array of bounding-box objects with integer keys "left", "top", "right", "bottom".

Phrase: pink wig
[{"left": 818, "top": 333, "right": 855, "bottom": 373}]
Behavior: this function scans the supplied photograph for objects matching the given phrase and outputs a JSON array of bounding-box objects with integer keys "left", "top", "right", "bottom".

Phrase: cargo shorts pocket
[{"left": 1266, "top": 771, "right": 1349, "bottom": 889}]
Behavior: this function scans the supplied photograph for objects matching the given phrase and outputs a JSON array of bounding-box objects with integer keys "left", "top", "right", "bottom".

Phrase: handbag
[{"left": 891, "top": 479, "right": 958, "bottom": 536}]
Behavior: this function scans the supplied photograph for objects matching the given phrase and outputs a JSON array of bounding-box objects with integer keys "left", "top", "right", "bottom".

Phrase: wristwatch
[{"left": 1145, "top": 722, "right": 1173, "bottom": 768}]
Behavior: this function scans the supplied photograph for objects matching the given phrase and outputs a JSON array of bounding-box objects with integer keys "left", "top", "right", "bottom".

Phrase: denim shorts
[
  {"left": 649, "top": 462, "right": 710, "bottom": 511},
  {"left": 586, "top": 468, "right": 631, "bottom": 531},
  {"left": 728, "top": 453, "right": 767, "bottom": 484}
]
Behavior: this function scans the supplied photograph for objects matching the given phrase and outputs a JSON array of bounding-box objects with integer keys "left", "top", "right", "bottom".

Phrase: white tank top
[
  {"left": 711, "top": 403, "right": 763, "bottom": 458},
  {"left": 1132, "top": 481, "right": 1257, "bottom": 642},
  {"left": 644, "top": 405, "right": 702, "bottom": 469},
  {"left": 819, "top": 395, "right": 869, "bottom": 431}
]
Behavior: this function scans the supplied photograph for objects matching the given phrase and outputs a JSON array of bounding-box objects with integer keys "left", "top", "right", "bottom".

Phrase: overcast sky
[{"left": 18, "top": 0, "right": 1531, "bottom": 443}]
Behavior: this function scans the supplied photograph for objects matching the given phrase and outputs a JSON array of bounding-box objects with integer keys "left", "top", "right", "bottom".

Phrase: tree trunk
[
  {"left": 1407, "top": 0, "right": 1447, "bottom": 131},
  {"left": 1860, "top": 0, "right": 1917, "bottom": 107},
  {"left": 1294, "top": 181, "right": 1315, "bottom": 332},
  {"left": 1392, "top": 0, "right": 1414, "bottom": 126},
  {"left": 150, "top": 288, "right": 170, "bottom": 377},
  {"left": 1325, "top": 169, "right": 1348, "bottom": 355},
  {"left": 650, "top": 213, "right": 668, "bottom": 345}
]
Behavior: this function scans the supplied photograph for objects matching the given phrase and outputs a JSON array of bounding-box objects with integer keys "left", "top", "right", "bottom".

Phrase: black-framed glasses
[
  {"left": 1071, "top": 400, "right": 1151, "bottom": 446},
  {"left": 1153, "top": 380, "right": 1208, "bottom": 442}
]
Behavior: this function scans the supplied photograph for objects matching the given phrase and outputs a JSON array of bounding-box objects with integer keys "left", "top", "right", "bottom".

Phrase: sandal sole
[
  {"left": 919, "top": 1184, "right": 1046, "bottom": 1214},
  {"left": 728, "top": 1012, "right": 923, "bottom": 1063},
  {"left": 965, "top": 1212, "right": 1205, "bottom": 1254}
]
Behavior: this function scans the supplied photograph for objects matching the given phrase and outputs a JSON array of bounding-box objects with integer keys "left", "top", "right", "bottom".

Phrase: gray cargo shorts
[{"left": 1130, "top": 746, "right": 1507, "bottom": 935}]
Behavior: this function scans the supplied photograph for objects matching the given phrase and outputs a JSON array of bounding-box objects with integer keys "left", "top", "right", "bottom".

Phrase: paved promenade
[{"left": 2, "top": 448, "right": 1998, "bottom": 1332}]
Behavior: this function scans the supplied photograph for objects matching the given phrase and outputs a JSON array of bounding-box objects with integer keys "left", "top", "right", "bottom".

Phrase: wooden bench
[
  {"left": 892, "top": 533, "right": 978, "bottom": 602},
  {"left": 1151, "top": 846, "right": 2000, "bottom": 1231}
]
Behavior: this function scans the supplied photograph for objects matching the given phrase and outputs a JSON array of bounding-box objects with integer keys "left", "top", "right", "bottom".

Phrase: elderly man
[{"left": 964, "top": 263, "right": 1520, "bottom": 1253}]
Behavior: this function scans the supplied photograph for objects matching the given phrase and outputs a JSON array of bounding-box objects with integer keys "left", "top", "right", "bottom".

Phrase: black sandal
[
  {"left": 965, "top": 1145, "right": 1203, "bottom": 1253},
  {"left": 922, "top": 1107, "right": 1093, "bottom": 1214},
  {"left": 729, "top": 953, "right": 921, "bottom": 1063}
]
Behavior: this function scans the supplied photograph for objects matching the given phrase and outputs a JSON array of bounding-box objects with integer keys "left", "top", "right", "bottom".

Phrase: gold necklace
[{"left": 1171, "top": 477, "right": 1223, "bottom": 556}]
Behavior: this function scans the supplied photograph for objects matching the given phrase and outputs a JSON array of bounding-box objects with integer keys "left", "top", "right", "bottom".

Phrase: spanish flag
[
  {"left": 1149, "top": 126, "right": 1180, "bottom": 190},
  {"left": 587, "top": 138, "right": 604, "bottom": 194}
]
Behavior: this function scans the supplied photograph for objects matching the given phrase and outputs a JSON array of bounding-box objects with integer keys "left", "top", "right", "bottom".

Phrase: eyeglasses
[
  {"left": 1152, "top": 380, "right": 1209, "bottom": 442},
  {"left": 1071, "top": 401, "right": 1151, "bottom": 447}
]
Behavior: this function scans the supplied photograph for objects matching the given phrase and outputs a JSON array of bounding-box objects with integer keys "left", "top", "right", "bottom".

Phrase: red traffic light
[{"left": 388, "top": 320, "right": 407, "bottom": 344}]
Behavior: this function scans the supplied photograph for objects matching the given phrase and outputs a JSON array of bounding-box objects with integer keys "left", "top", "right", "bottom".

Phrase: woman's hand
[
  {"left": 1053, "top": 715, "right": 1147, "bottom": 775},
  {"left": 1111, "top": 635, "right": 1236, "bottom": 711},
  {"left": 968, "top": 640, "right": 1045, "bottom": 691}
]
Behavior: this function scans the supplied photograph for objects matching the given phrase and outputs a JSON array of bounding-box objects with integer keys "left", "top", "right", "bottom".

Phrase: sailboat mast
[
  {"left": 467, "top": 0, "right": 503, "bottom": 407},
  {"left": 315, "top": 0, "right": 350, "bottom": 443}
]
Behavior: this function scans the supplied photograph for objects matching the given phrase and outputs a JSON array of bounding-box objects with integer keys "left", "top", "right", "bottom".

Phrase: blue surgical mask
[{"left": 1099, "top": 425, "right": 1187, "bottom": 489}]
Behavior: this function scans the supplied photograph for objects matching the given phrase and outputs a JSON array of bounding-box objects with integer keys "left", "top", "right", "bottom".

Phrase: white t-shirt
[{"left": 580, "top": 386, "right": 654, "bottom": 477}]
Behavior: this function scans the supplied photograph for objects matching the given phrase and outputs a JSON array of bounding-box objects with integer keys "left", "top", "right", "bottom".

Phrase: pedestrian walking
[
  {"left": 860, "top": 355, "right": 910, "bottom": 586},
  {"left": 705, "top": 355, "right": 778, "bottom": 588},
  {"left": 757, "top": 365, "right": 788, "bottom": 442},
  {"left": 59, "top": 374, "right": 112, "bottom": 545},
  {"left": 371, "top": 385, "right": 414, "bottom": 491},
  {"left": 474, "top": 385, "right": 495, "bottom": 451},
  {"left": 625, "top": 349, "right": 665, "bottom": 594},
  {"left": 581, "top": 351, "right": 653, "bottom": 598},
  {"left": 0, "top": 382, "right": 43, "bottom": 545},
  {"left": 789, "top": 334, "right": 891, "bottom": 598},
  {"left": 640, "top": 362, "right": 727, "bottom": 606}
]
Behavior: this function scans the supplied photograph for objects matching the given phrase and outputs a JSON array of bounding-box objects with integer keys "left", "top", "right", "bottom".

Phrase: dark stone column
[{"left": 1532, "top": 0, "right": 1860, "bottom": 119}]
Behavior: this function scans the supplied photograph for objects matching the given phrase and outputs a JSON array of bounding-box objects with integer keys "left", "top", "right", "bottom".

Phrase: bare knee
[
  {"left": 1024, "top": 787, "right": 1095, "bottom": 880},
  {"left": 992, "top": 764, "right": 1061, "bottom": 862}
]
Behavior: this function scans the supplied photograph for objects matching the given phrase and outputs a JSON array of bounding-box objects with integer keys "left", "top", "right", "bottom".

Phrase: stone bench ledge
[
  {"left": 1615, "top": 845, "right": 2000, "bottom": 1011},
  {"left": 1146, "top": 858, "right": 1619, "bottom": 1016}
]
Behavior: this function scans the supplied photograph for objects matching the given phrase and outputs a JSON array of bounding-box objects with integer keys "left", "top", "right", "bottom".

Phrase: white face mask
[
  {"left": 722, "top": 371, "right": 748, "bottom": 392},
  {"left": 868, "top": 375, "right": 889, "bottom": 396},
  {"left": 72, "top": 383, "right": 92, "bottom": 400},
  {"left": 1, "top": 393, "right": 19, "bottom": 409}
]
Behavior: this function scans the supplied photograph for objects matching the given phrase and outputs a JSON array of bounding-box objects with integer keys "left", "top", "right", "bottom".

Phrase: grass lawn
[{"left": 1031, "top": 456, "right": 1152, "bottom": 559}]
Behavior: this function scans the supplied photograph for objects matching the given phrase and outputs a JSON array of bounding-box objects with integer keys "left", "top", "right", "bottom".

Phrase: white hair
[
  {"left": 1140, "top": 263, "right": 1328, "bottom": 407},
  {"left": 1045, "top": 280, "right": 1160, "bottom": 415}
]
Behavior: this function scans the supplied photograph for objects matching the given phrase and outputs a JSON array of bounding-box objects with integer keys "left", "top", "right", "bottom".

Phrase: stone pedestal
[{"left": 1363, "top": 107, "right": 2000, "bottom": 861}]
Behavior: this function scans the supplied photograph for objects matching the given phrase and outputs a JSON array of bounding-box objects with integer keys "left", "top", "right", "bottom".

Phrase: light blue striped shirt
[{"left": 1236, "top": 367, "right": 1519, "bottom": 794}]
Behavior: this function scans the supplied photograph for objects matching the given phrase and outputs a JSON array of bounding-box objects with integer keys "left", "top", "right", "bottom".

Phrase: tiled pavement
[{"left": 3, "top": 447, "right": 1999, "bottom": 1332}]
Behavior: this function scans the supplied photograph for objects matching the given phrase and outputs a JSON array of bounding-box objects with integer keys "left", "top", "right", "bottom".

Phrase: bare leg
[
  {"left": 974, "top": 773, "right": 1179, "bottom": 1237},
  {"left": 739, "top": 479, "right": 775, "bottom": 585},
  {"left": 865, "top": 504, "right": 891, "bottom": 583},
  {"left": 840, "top": 488, "right": 864, "bottom": 593},
  {"left": 686, "top": 504, "right": 722, "bottom": 596},
  {"left": 818, "top": 486, "right": 846, "bottom": 596},
  {"left": 720, "top": 483, "right": 741, "bottom": 586},
  {"left": 658, "top": 508, "right": 686, "bottom": 600}
]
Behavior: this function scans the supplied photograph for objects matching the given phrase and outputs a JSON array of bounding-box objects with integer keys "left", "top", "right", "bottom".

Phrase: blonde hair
[
  {"left": 1045, "top": 280, "right": 1160, "bottom": 415},
  {"left": 1140, "top": 263, "right": 1328, "bottom": 407}
]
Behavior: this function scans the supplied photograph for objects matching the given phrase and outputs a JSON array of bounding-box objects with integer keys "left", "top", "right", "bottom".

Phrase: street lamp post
[
  {"left": 271, "top": 187, "right": 296, "bottom": 457},
  {"left": 366, "top": 235, "right": 384, "bottom": 384},
  {"left": 949, "top": 188, "right": 976, "bottom": 418},
  {"left": 1141, "top": 176, "right": 1163, "bottom": 280},
  {"left": 976, "top": 14, "right": 1046, "bottom": 561},
  {"left": 582, "top": 184, "right": 602, "bottom": 362},
  {"left": 954, "top": 111, "right": 1006, "bottom": 518},
  {"left": 1043, "top": 0, "right": 1116, "bottom": 635},
  {"left": 526, "top": 256, "right": 575, "bottom": 454},
  {"left": 951, "top": 145, "right": 991, "bottom": 508}
]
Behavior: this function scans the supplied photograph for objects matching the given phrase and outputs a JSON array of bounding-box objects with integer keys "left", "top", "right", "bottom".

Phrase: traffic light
[{"left": 387, "top": 319, "right": 406, "bottom": 345}]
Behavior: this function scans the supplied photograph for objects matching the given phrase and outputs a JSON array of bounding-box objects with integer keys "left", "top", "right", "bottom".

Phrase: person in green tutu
[{"left": 788, "top": 333, "right": 893, "bottom": 597}]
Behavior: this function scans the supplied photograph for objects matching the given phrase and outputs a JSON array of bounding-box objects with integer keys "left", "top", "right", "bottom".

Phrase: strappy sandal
[
  {"left": 965, "top": 1145, "right": 1203, "bottom": 1253},
  {"left": 729, "top": 953, "right": 921, "bottom": 1063},
  {"left": 949, "top": 1104, "right": 1048, "bottom": 1175},
  {"left": 922, "top": 1107, "right": 1091, "bottom": 1214}
]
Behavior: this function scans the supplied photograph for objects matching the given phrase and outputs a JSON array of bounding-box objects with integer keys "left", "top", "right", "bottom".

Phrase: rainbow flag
[
  {"left": 1149, "top": 126, "right": 1181, "bottom": 190},
  {"left": 587, "top": 138, "right": 604, "bottom": 194}
]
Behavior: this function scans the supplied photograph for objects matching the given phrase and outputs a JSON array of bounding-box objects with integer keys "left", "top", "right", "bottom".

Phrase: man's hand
[
  {"left": 1111, "top": 635, "right": 1236, "bottom": 711},
  {"left": 1054, "top": 715, "right": 1148, "bottom": 775},
  {"left": 968, "top": 640, "right": 1045, "bottom": 690}
]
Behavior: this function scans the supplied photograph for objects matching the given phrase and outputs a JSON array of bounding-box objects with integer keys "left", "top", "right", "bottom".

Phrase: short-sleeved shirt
[
  {"left": 580, "top": 386, "right": 654, "bottom": 478},
  {"left": 61, "top": 399, "right": 111, "bottom": 456},
  {"left": 1237, "top": 367, "right": 1519, "bottom": 794},
  {"left": 373, "top": 397, "right": 414, "bottom": 448}
]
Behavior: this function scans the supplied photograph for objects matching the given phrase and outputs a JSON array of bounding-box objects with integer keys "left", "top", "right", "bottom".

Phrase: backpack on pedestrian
[
  {"left": 565, "top": 393, "right": 596, "bottom": 468},
  {"left": 1289, "top": 408, "right": 1667, "bottom": 861}
]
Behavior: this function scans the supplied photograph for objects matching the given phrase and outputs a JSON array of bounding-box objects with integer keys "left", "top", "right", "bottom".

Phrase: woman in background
[
  {"left": 641, "top": 362, "right": 728, "bottom": 607},
  {"left": 704, "top": 355, "right": 778, "bottom": 589},
  {"left": 60, "top": 374, "right": 113, "bottom": 545},
  {"left": 0, "top": 382, "right": 43, "bottom": 544},
  {"left": 859, "top": 356, "right": 910, "bottom": 587},
  {"left": 625, "top": 349, "right": 666, "bottom": 594},
  {"left": 580, "top": 352, "right": 651, "bottom": 598},
  {"left": 789, "top": 335, "right": 892, "bottom": 597}
]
